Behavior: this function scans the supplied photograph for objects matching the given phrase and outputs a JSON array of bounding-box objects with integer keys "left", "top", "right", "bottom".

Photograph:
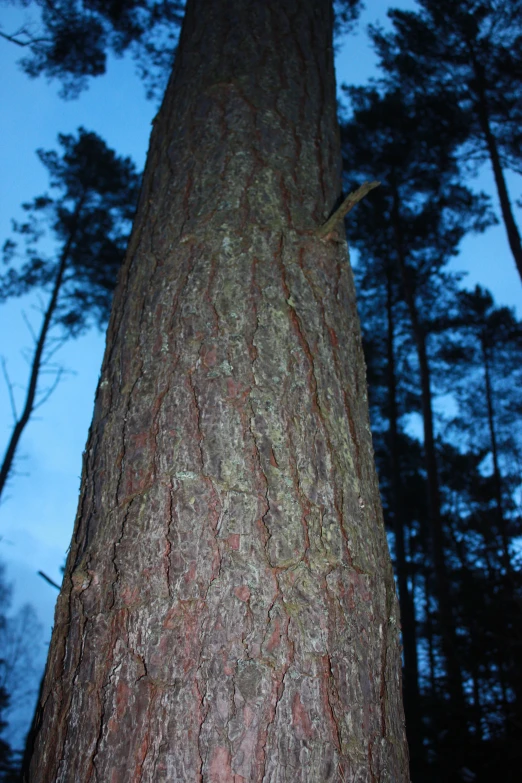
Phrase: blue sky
[{"left": 0, "top": 0, "right": 521, "bottom": 749}]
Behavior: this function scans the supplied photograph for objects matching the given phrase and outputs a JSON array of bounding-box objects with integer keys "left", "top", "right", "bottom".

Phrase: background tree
[
  {"left": 439, "top": 287, "right": 522, "bottom": 563},
  {"left": 341, "top": 80, "right": 522, "bottom": 781},
  {"left": 0, "top": 563, "right": 17, "bottom": 782},
  {"left": 24, "top": 1, "right": 410, "bottom": 781},
  {"left": 0, "top": 561, "right": 43, "bottom": 781},
  {"left": 437, "top": 288, "right": 522, "bottom": 756},
  {"left": 0, "top": 128, "right": 140, "bottom": 502},
  {"left": 0, "top": 0, "right": 186, "bottom": 98},
  {"left": 341, "top": 83, "right": 497, "bottom": 780},
  {"left": 353, "top": 237, "right": 425, "bottom": 775},
  {"left": 0, "top": 687, "right": 18, "bottom": 782},
  {"left": 0, "top": 0, "right": 360, "bottom": 99},
  {"left": 370, "top": 0, "right": 522, "bottom": 283}
]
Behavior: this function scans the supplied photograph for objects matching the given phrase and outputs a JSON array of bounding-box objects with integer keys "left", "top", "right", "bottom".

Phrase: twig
[
  {"left": 1, "top": 357, "right": 18, "bottom": 423},
  {"left": 33, "top": 367, "right": 64, "bottom": 411},
  {"left": 37, "top": 571, "right": 61, "bottom": 590},
  {"left": 315, "top": 180, "right": 380, "bottom": 238},
  {"left": 42, "top": 335, "right": 70, "bottom": 364},
  {"left": 21, "top": 310, "right": 38, "bottom": 345},
  {"left": 0, "top": 28, "right": 49, "bottom": 48}
]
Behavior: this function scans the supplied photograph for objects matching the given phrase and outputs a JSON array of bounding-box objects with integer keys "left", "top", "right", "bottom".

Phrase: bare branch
[
  {"left": 0, "top": 27, "right": 51, "bottom": 48},
  {"left": 1, "top": 357, "right": 18, "bottom": 424},
  {"left": 42, "top": 335, "right": 69, "bottom": 364},
  {"left": 21, "top": 310, "right": 38, "bottom": 345},
  {"left": 38, "top": 570, "right": 61, "bottom": 590},
  {"left": 33, "top": 367, "right": 64, "bottom": 410},
  {"left": 315, "top": 180, "right": 380, "bottom": 238}
]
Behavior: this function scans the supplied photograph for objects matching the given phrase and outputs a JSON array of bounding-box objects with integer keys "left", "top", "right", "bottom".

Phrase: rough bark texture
[{"left": 27, "top": 1, "right": 409, "bottom": 781}]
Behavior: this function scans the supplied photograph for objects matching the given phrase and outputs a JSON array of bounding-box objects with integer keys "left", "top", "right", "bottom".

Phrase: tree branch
[
  {"left": 37, "top": 571, "right": 61, "bottom": 590},
  {"left": 0, "top": 28, "right": 50, "bottom": 48},
  {"left": 33, "top": 367, "right": 64, "bottom": 411},
  {"left": 315, "top": 180, "right": 380, "bottom": 238},
  {"left": 1, "top": 357, "right": 18, "bottom": 423}
]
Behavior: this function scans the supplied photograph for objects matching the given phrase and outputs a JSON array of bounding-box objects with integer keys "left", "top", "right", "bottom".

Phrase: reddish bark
[{"left": 26, "top": 1, "right": 409, "bottom": 780}]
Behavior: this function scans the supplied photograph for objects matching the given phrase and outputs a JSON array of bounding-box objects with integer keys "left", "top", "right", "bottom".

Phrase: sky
[{"left": 0, "top": 0, "right": 521, "bottom": 750}]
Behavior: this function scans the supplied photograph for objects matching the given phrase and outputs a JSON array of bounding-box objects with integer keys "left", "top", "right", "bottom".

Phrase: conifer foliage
[
  {"left": 0, "top": 0, "right": 186, "bottom": 98},
  {"left": 341, "top": 73, "right": 522, "bottom": 783},
  {"left": 0, "top": 128, "right": 140, "bottom": 501},
  {"left": 370, "top": 0, "right": 522, "bottom": 283},
  {"left": 0, "top": 0, "right": 361, "bottom": 98}
]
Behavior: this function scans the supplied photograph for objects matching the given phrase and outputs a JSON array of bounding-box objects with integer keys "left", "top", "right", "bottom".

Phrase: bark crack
[
  {"left": 324, "top": 653, "right": 343, "bottom": 756},
  {"left": 165, "top": 478, "right": 175, "bottom": 598},
  {"left": 115, "top": 373, "right": 142, "bottom": 507},
  {"left": 188, "top": 366, "right": 205, "bottom": 474},
  {"left": 109, "top": 501, "right": 134, "bottom": 610},
  {"left": 259, "top": 650, "right": 292, "bottom": 782},
  {"left": 91, "top": 639, "right": 124, "bottom": 781}
]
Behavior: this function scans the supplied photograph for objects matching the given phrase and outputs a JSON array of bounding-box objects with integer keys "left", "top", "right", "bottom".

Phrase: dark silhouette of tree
[
  {"left": 356, "top": 255, "right": 522, "bottom": 783},
  {"left": 355, "top": 248, "right": 425, "bottom": 775},
  {"left": 0, "top": 0, "right": 186, "bottom": 98},
  {"left": 341, "top": 84, "right": 496, "bottom": 780},
  {"left": 0, "top": 686, "right": 18, "bottom": 782},
  {"left": 1, "top": 0, "right": 361, "bottom": 99},
  {"left": 0, "top": 566, "right": 16, "bottom": 781},
  {"left": 0, "top": 128, "right": 140, "bottom": 503},
  {"left": 438, "top": 287, "right": 522, "bottom": 568},
  {"left": 436, "top": 288, "right": 522, "bottom": 772},
  {"left": 0, "top": 561, "right": 43, "bottom": 781},
  {"left": 23, "top": 1, "right": 410, "bottom": 780},
  {"left": 370, "top": 0, "right": 522, "bottom": 284}
]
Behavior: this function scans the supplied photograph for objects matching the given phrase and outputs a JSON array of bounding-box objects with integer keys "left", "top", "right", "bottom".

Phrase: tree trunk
[
  {"left": 389, "top": 187, "right": 465, "bottom": 726},
  {"left": 471, "top": 57, "right": 522, "bottom": 285},
  {"left": 25, "top": 2, "right": 409, "bottom": 781},
  {"left": 480, "top": 336, "right": 511, "bottom": 573},
  {"left": 384, "top": 270, "right": 421, "bottom": 773},
  {"left": 384, "top": 272, "right": 419, "bottom": 697}
]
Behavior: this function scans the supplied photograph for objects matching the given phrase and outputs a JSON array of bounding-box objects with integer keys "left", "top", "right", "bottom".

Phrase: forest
[{"left": 0, "top": 1, "right": 521, "bottom": 781}]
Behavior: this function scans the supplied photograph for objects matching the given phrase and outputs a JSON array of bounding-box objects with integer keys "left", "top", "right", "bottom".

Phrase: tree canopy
[
  {"left": 0, "top": 128, "right": 140, "bottom": 500},
  {"left": 1, "top": 0, "right": 362, "bottom": 98},
  {"left": 370, "top": 0, "right": 522, "bottom": 282}
]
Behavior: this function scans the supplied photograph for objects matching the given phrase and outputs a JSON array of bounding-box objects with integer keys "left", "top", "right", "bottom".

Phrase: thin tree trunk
[
  {"left": 384, "top": 269, "right": 422, "bottom": 771},
  {"left": 470, "top": 654, "right": 482, "bottom": 741},
  {"left": 481, "top": 337, "right": 512, "bottom": 573},
  {"left": 25, "top": 2, "right": 409, "bottom": 781},
  {"left": 480, "top": 341, "right": 522, "bottom": 729},
  {"left": 424, "top": 586, "right": 436, "bottom": 698},
  {"left": 0, "top": 196, "right": 84, "bottom": 502},
  {"left": 471, "top": 58, "right": 522, "bottom": 284},
  {"left": 389, "top": 187, "right": 466, "bottom": 724}
]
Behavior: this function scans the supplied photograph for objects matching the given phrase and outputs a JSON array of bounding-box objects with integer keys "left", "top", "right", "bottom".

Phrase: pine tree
[
  {"left": 371, "top": 0, "right": 522, "bottom": 283},
  {"left": 23, "top": 2, "right": 409, "bottom": 781},
  {"left": 0, "top": 128, "right": 140, "bottom": 501},
  {"left": 341, "top": 83, "right": 495, "bottom": 780},
  {"left": 0, "top": 0, "right": 186, "bottom": 98}
]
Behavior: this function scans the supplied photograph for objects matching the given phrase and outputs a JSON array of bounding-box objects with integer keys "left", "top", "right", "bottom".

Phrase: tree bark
[{"left": 26, "top": 2, "right": 409, "bottom": 781}]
